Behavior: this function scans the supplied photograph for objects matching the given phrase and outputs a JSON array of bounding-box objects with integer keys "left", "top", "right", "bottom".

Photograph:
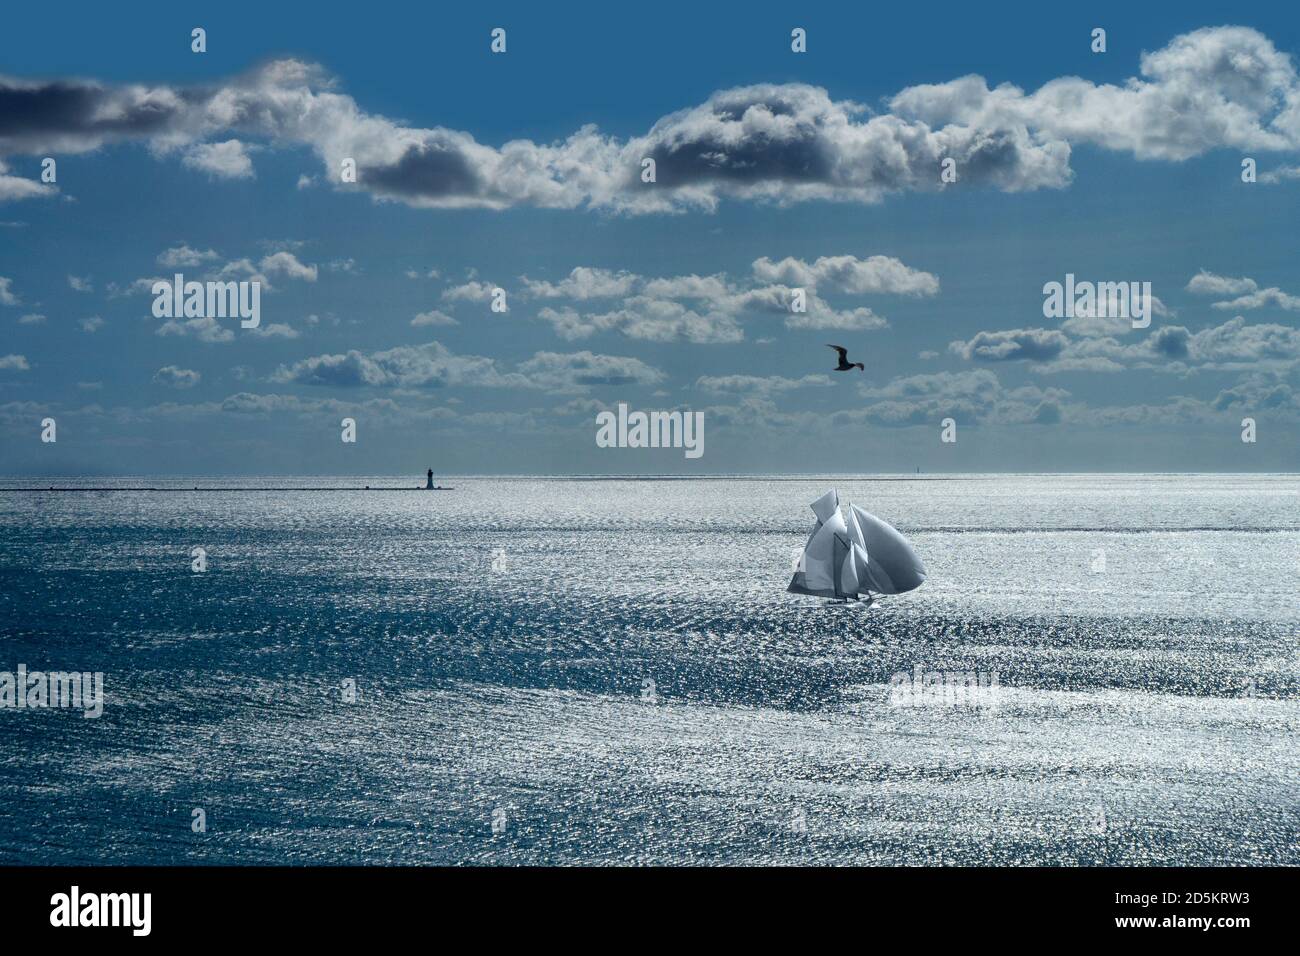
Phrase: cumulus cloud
[
  {"left": 529, "top": 256, "right": 918, "bottom": 342},
  {"left": 1186, "top": 271, "right": 1258, "bottom": 296},
  {"left": 259, "top": 250, "right": 317, "bottom": 281},
  {"left": 3, "top": 26, "right": 1297, "bottom": 212},
  {"left": 80, "top": 315, "right": 104, "bottom": 333},
  {"left": 783, "top": 301, "right": 886, "bottom": 331},
  {"left": 271, "top": 341, "right": 662, "bottom": 393},
  {"left": 0, "top": 160, "right": 55, "bottom": 201},
  {"left": 270, "top": 341, "right": 525, "bottom": 389},
  {"left": 750, "top": 255, "right": 939, "bottom": 295},
  {"left": 248, "top": 322, "right": 299, "bottom": 339},
  {"left": 1210, "top": 287, "right": 1300, "bottom": 311},
  {"left": 18, "top": 313, "right": 44, "bottom": 324},
  {"left": 1210, "top": 372, "right": 1300, "bottom": 413},
  {"left": 1186, "top": 270, "right": 1300, "bottom": 311},
  {"left": 441, "top": 280, "right": 499, "bottom": 303},
  {"left": 182, "top": 139, "right": 255, "bottom": 179},
  {"left": 157, "top": 244, "right": 220, "bottom": 268},
  {"left": 514, "top": 350, "right": 664, "bottom": 392},
  {"left": 949, "top": 328, "right": 1070, "bottom": 362},
  {"left": 157, "top": 315, "right": 232, "bottom": 343},
  {"left": 67, "top": 274, "right": 92, "bottom": 292},
  {"left": 0, "top": 277, "right": 19, "bottom": 305},
  {"left": 0, "top": 354, "right": 30, "bottom": 370},
  {"left": 1260, "top": 164, "right": 1300, "bottom": 183},
  {"left": 624, "top": 83, "right": 1071, "bottom": 210},
  {"left": 540, "top": 300, "right": 744, "bottom": 343},
  {"left": 153, "top": 365, "right": 201, "bottom": 388},
  {"left": 1174, "top": 316, "right": 1300, "bottom": 368},
  {"left": 410, "top": 309, "right": 457, "bottom": 327},
  {"left": 951, "top": 315, "right": 1300, "bottom": 373},
  {"left": 891, "top": 27, "right": 1300, "bottom": 162},
  {"left": 520, "top": 267, "right": 639, "bottom": 300},
  {"left": 215, "top": 258, "right": 273, "bottom": 290}
]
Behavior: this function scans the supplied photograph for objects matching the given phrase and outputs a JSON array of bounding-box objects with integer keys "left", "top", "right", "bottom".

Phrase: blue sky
[{"left": 2, "top": 0, "right": 1299, "bottom": 474}]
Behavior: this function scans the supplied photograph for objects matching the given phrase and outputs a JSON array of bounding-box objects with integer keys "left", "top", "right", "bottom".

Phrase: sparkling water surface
[{"left": 0, "top": 474, "right": 1296, "bottom": 864}]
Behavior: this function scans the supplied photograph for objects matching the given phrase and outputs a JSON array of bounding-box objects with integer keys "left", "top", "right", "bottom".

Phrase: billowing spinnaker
[{"left": 850, "top": 504, "right": 927, "bottom": 594}]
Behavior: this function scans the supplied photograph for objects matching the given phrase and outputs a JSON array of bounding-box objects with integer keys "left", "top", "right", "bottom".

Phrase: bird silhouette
[{"left": 827, "top": 344, "right": 864, "bottom": 371}]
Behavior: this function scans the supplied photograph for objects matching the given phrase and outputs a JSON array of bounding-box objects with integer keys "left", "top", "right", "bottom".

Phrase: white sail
[
  {"left": 810, "top": 488, "right": 840, "bottom": 524},
  {"left": 844, "top": 502, "right": 867, "bottom": 551},
  {"left": 802, "top": 508, "right": 848, "bottom": 592}
]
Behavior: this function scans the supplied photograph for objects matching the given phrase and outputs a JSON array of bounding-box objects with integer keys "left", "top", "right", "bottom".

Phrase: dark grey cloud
[
  {"left": 0, "top": 77, "right": 197, "bottom": 154},
  {"left": 364, "top": 139, "right": 484, "bottom": 201}
]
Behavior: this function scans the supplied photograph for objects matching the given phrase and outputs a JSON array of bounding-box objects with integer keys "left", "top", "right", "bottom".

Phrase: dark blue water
[{"left": 1, "top": 475, "right": 1296, "bottom": 864}]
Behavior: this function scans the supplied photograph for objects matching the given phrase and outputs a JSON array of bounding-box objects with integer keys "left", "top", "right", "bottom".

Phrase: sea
[{"left": 0, "top": 474, "right": 1296, "bottom": 865}]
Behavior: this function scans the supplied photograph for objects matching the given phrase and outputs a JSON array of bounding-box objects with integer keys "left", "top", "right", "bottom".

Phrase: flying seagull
[{"left": 827, "top": 344, "right": 864, "bottom": 371}]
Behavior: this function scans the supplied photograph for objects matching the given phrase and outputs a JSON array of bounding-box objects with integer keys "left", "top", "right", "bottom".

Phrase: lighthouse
[{"left": 425, "top": 468, "right": 434, "bottom": 490}]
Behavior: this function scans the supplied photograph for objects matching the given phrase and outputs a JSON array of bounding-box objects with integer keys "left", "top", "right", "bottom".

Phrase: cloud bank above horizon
[{"left": 2, "top": 25, "right": 1299, "bottom": 212}]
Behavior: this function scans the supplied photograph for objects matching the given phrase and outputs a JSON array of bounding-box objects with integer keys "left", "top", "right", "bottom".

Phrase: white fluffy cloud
[
  {"left": 1186, "top": 271, "right": 1258, "bottom": 296},
  {"left": 1260, "top": 164, "right": 1300, "bottom": 184},
  {"left": 891, "top": 27, "right": 1300, "bottom": 162},
  {"left": 441, "top": 280, "right": 500, "bottom": 303},
  {"left": 514, "top": 350, "right": 664, "bottom": 392},
  {"left": 0, "top": 160, "right": 55, "bottom": 201},
  {"left": 750, "top": 255, "right": 939, "bottom": 295},
  {"left": 157, "top": 244, "right": 221, "bottom": 268},
  {"left": 259, "top": 250, "right": 317, "bottom": 282},
  {"left": 1186, "top": 270, "right": 1300, "bottom": 311},
  {"left": 157, "top": 315, "right": 232, "bottom": 343},
  {"left": 540, "top": 300, "right": 744, "bottom": 344},
  {"left": 182, "top": 139, "right": 255, "bottom": 179},
  {"left": 520, "top": 267, "right": 639, "bottom": 300},
  {"left": 411, "top": 309, "right": 457, "bottom": 327},
  {"left": 528, "top": 254, "right": 927, "bottom": 342},
  {"left": 1210, "top": 288, "right": 1300, "bottom": 311},
  {"left": 153, "top": 365, "right": 201, "bottom": 388}
]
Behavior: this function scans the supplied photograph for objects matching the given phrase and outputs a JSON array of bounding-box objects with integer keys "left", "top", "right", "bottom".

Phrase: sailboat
[{"left": 787, "top": 489, "right": 927, "bottom": 605}]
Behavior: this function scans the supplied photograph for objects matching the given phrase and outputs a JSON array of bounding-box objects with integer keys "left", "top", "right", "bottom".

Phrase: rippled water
[{"left": 0, "top": 474, "right": 1296, "bottom": 864}]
